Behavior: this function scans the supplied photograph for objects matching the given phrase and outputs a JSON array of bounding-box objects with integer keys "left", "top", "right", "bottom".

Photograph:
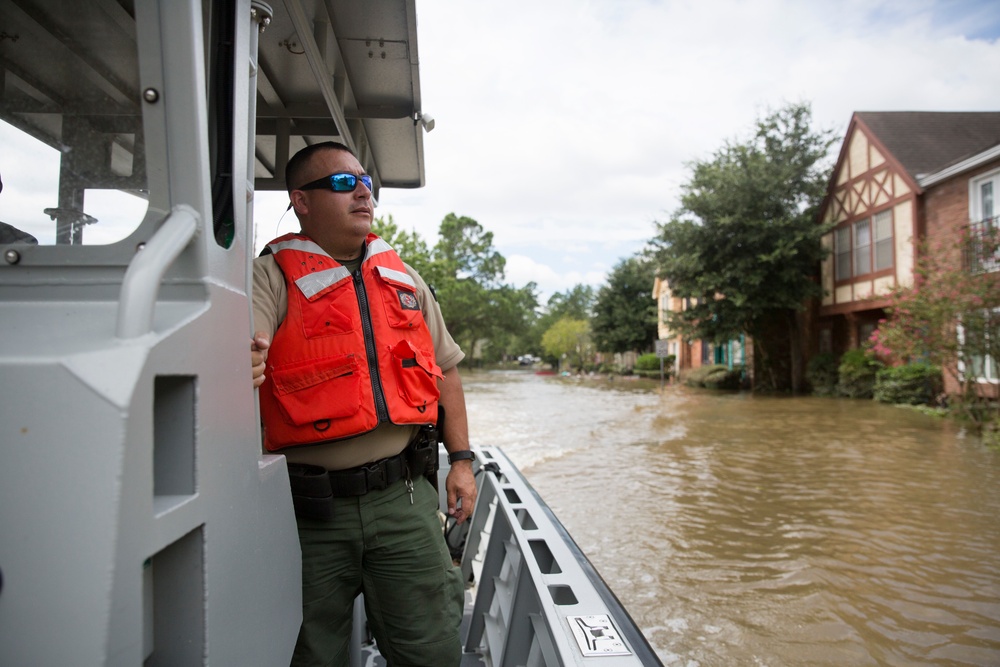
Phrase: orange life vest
[{"left": 259, "top": 233, "right": 442, "bottom": 451}]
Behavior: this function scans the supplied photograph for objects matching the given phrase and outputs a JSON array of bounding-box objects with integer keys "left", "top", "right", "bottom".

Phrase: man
[{"left": 250, "top": 141, "right": 476, "bottom": 666}]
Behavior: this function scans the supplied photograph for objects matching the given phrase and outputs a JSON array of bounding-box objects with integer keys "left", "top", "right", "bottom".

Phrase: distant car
[{"left": 517, "top": 355, "right": 538, "bottom": 366}]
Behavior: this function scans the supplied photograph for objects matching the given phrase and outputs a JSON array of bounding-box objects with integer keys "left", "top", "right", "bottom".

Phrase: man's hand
[
  {"left": 445, "top": 459, "right": 477, "bottom": 525},
  {"left": 251, "top": 332, "right": 270, "bottom": 388}
]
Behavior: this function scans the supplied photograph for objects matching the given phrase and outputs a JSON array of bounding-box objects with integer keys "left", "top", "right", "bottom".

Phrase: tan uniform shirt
[{"left": 253, "top": 252, "right": 464, "bottom": 470}]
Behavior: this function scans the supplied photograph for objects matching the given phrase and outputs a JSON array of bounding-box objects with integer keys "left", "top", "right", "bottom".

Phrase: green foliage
[
  {"left": 526, "top": 285, "right": 595, "bottom": 364},
  {"left": 806, "top": 352, "right": 840, "bottom": 396},
  {"left": 591, "top": 255, "right": 659, "bottom": 354},
  {"left": 652, "top": 102, "right": 836, "bottom": 391},
  {"left": 837, "top": 349, "right": 883, "bottom": 399},
  {"left": 632, "top": 352, "right": 673, "bottom": 378},
  {"left": 541, "top": 318, "right": 592, "bottom": 371},
  {"left": 372, "top": 215, "right": 433, "bottom": 277},
  {"left": 872, "top": 229, "right": 999, "bottom": 429},
  {"left": 373, "top": 213, "right": 538, "bottom": 365},
  {"left": 873, "top": 363, "right": 943, "bottom": 406},
  {"left": 683, "top": 364, "right": 742, "bottom": 390},
  {"left": 634, "top": 353, "right": 662, "bottom": 371}
]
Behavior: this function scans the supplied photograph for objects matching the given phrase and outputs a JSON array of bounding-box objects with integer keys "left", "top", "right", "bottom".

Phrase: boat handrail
[{"left": 460, "top": 447, "right": 663, "bottom": 666}]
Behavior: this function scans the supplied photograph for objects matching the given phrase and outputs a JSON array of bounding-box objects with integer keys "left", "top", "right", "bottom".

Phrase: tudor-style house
[{"left": 817, "top": 111, "right": 1000, "bottom": 395}]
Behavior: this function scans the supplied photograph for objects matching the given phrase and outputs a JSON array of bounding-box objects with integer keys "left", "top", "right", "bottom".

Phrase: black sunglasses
[{"left": 296, "top": 172, "right": 373, "bottom": 193}]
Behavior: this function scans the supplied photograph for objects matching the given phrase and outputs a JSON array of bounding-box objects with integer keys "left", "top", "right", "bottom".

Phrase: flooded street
[{"left": 462, "top": 369, "right": 1000, "bottom": 666}]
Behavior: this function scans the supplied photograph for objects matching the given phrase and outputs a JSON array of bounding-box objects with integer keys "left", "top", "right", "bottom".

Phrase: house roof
[{"left": 854, "top": 112, "right": 1000, "bottom": 181}]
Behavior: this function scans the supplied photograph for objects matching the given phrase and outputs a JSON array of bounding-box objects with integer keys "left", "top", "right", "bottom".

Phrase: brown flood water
[{"left": 462, "top": 369, "right": 1000, "bottom": 666}]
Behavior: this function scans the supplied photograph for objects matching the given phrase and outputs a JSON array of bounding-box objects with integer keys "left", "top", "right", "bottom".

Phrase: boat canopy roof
[{"left": 0, "top": 0, "right": 426, "bottom": 196}]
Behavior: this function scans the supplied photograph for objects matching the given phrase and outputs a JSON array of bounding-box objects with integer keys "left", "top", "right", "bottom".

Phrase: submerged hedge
[{"left": 873, "top": 363, "right": 943, "bottom": 405}]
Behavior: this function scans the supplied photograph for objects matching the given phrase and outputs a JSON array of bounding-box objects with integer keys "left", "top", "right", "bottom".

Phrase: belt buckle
[{"left": 361, "top": 459, "right": 387, "bottom": 491}]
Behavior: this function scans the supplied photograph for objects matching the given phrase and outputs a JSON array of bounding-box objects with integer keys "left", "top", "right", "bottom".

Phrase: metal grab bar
[{"left": 116, "top": 205, "right": 199, "bottom": 339}]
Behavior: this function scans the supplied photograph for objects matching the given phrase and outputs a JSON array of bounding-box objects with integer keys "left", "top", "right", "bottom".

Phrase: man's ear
[{"left": 289, "top": 190, "right": 308, "bottom": 216}]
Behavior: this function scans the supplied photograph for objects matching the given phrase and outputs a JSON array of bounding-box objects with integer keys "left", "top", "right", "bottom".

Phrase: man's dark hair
[{"left": 285, "top": 141, "right": 355, "bottom": 193}]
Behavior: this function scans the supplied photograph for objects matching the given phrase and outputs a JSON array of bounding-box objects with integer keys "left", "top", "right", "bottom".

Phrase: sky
[
  {"left": 2, "top": 1, "right": 998, "bottom": 304},
  {"left": 256, "top": 0, "right": 1000, "bottom": 303}
]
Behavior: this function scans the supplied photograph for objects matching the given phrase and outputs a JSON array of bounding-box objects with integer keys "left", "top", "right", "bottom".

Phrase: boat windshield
[{"left": 0, "top": 2, "right": 148, "bottom": 247}]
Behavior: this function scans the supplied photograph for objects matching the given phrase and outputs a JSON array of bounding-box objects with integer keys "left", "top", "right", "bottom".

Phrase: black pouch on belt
[
  {"left": 287, "top": 462, "right": 335, "bottom": 521},
  {"left": 408, "top": 424, "right": 441, "bottom": 493}
]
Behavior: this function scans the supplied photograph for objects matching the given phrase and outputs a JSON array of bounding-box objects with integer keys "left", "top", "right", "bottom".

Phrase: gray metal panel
[
  {"left": 0, "top": 0, "right": 426, "bottom": 196},
  {"left": 252, "top": 0, "right": 425, "bottom": 191}
]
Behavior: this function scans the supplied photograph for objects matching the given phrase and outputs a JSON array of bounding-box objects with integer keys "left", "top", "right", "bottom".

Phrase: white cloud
[{"left": 369, "top": 0, "right": 1000, "bottom": 298}]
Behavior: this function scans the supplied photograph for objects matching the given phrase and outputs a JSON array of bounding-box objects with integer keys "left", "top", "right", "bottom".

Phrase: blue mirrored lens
[
  {"left": 328, "top": 173, "right": 373, "bottom": 192},
  {"left": 330, "top": 173, "right": 358, "bottom": 191}
]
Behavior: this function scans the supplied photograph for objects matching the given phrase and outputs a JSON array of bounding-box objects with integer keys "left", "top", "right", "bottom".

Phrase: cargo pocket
[
  {"left": 301, "top": 287, "right": 355, "bottom": 339},
  {"left": 390, "top": 340, "right": 442, "bottom": 409},
  {"left": 271, "top": 354, "right": 361, "bottom": 426}
]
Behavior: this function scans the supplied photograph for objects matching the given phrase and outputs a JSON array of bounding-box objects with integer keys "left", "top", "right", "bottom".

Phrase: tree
[
  {"left": 372, "top": 214, "right": 433, "bottom": 277},
  {"left": 871, "top": 229, "right": 1000, "bottom": 433},
  {"left": 652, "top": 102, "right": 835, "bottom": 392},
  {"left": 429, "top": 214, "right": 510, "bottom": 358},
  {"left": 524, "top": 285, "right": 595, "bottom": 361},
  {"left": 591, "top": 254, "right": 658, "bottom": 354},
  {"left": 541, "top": 317, "right": 592, "bottom": 372},
  {"left": 546, "top": 285, "right": 595, "bottom": 321}
]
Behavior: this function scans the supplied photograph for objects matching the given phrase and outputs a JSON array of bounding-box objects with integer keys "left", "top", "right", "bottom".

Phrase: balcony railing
[{"left": 966, "top": 217, "right": 999, "bottom": 274}]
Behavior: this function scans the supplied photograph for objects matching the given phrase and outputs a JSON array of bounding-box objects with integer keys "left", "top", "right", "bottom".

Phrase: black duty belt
[
  {"left": 286, "top": 426, "right": 441, "bottom": 521},
  {"left": 287, "top": 451, "right": 410, "bottom": 521}
]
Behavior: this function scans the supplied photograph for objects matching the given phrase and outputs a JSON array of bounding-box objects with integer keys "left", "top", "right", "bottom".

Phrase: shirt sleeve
[
  {"left": 251, "top": 254, "right": 287, "bottom": 338},
  {"left": 405, "top": 263, "right": 465, "bottom": 371}
]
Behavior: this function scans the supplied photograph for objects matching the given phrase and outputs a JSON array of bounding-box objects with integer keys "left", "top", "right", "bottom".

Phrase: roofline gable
[{"left": 817, "top": 113, "right": 923, "bottom": 225}]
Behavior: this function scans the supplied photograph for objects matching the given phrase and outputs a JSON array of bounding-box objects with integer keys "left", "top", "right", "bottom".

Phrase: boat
[{"left": 0, "top": 1, "right": 662, "bottom": 664}]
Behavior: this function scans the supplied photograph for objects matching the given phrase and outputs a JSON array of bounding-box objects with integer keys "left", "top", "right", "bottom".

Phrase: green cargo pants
[{"left": 291, "top": 474, "right": 465, "bottom": 667}]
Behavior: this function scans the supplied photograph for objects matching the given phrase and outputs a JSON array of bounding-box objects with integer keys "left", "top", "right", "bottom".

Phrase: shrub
[
  {"left": 632, "top": 353, "right": 674, "bottom": 378},
  {"left": 683, "top": 364, "right": 742, "bottom": 390},
  {"left": 806, "top": 352, "right": 840, "bottom": 396},
  {"left": 873, "top": 363, "right": 943, "bottom": 405},
  {"left": 634, "top": 353, "right": 661, "bottom": 371},
  {"left": 837, "top": 349, "right": 883, "bottom": 399}
]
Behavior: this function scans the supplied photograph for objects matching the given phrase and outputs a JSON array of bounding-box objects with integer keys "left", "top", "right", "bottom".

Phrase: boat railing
[{"left": 457, "top": 447, "right": 663, "bottom": 666}]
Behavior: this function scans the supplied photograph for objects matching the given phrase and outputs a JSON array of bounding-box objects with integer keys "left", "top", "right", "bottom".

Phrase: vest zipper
[{"left": 353, "top": 268, "right": 390, "bottom": 423}]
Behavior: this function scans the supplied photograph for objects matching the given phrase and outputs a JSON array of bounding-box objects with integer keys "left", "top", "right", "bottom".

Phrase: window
[
  {"left": 858, "top": 321, "right": 876, "bottom": 347},
  {"left": 835, "top": 227, "right": 851, "bottom": 280},
  {"left": 873, "top": 210, "right": 894, "bottom": 271},
  {"left": 959, "top": 309, "right": 999, "bottom": 383},
  {"left": 0, "top": 7, "right": 149, "bottom": 247},
  {"left": 970, "top": 170, "right": 999, "bottom": 273},
  {"left": 854, "top": 219, "right": 871, "bottom": 275},
  {"left": 819, "top": 328, "right": 832, "bottom": 354},
  {"left": 832, "top": 209, "right": 894, "bottom": 281}
]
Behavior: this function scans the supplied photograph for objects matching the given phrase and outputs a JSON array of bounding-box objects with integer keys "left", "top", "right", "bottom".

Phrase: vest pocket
[
  {"left": 375, "top": 270, "right": 424, "bottom": 329},
  {"left": 271, "top": 354, "right": 361, "bottom": 425},
  {"left": 301, "top": 287, "right": 355, "bottom": 338},
  {"left": 390, "top": 340, "right": 442, "bottom": 408}
]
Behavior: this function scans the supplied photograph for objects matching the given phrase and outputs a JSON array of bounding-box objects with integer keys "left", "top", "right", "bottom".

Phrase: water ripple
[{"left": 463, "top": 371, "right": 1000, "bottom": 666}]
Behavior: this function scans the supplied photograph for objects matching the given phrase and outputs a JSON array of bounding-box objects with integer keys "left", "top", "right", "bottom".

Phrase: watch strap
[{"left": 447, "top": 450, "right": 476, "bottom": 464}]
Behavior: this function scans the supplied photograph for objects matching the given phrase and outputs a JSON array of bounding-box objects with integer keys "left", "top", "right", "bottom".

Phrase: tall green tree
[
  {"left": 524, "top": 285, "right": 595, "bottom": 363},
  {"left": 541, "top": 317, "right": 592, "bottom": 372},
  {"left": 591, "top": 254, "right": 658, "bottom": 354},
  {"left": 372, "top": 214, "right": 432, "bottom": 276},
  {"left": 652, "top": 102, "right": 835, "bottom": 392},
  {"left": 374, "top": 213, "right": 535, "bottom": 364},
  {"left": 430, "top": 214, "right": 509, "bottom": 358}
]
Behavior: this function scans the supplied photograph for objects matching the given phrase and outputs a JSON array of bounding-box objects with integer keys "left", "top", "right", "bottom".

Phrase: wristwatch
[{"left": 447, "top": 450, "right": 476, "bottom": 465}]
